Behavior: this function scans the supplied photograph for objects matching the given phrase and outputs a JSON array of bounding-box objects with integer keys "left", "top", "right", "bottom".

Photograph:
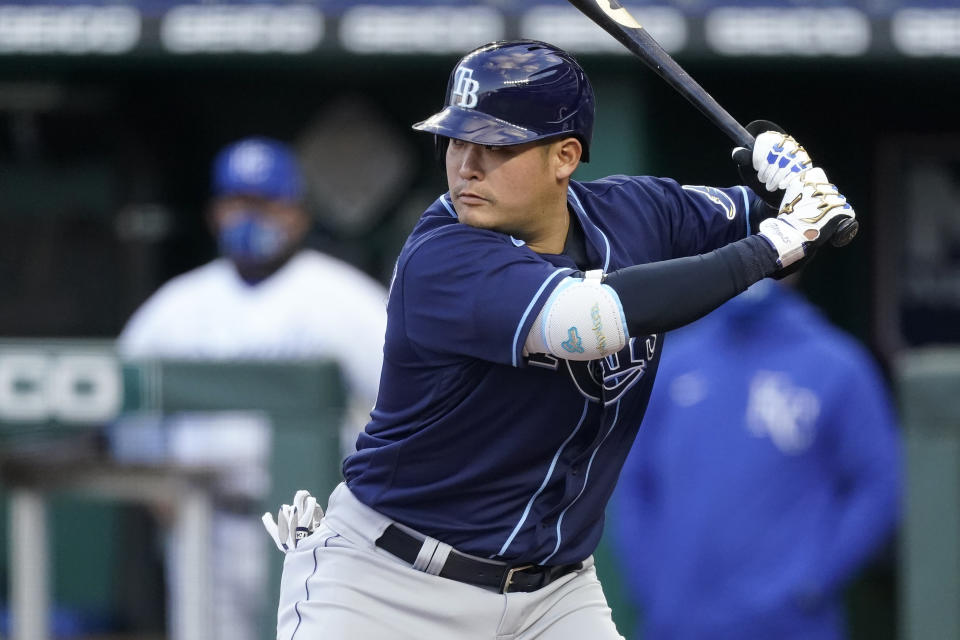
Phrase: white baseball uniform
[{"left": 116, "top": 248, "right": 387, "bottom": 640}]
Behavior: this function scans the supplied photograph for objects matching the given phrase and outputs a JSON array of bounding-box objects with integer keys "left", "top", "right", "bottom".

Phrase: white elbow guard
[{"left": 525, "top": 270, "right": 628, "bottom": 361}]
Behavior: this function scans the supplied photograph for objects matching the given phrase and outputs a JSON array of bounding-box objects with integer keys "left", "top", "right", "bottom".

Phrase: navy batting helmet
[{"left": 413, "top": 40, "right": 595, "bottom": 162}]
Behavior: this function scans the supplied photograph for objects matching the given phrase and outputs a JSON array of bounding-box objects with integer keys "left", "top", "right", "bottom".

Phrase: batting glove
[
  {"left": 262, "top": 489, "right": 324, "bottom": 552},
  {"left": 758, "top": 167, "right": 855, "bottom": 268},
  {"left": 751, "top": 130, "right": 813, "bottom": 192}
]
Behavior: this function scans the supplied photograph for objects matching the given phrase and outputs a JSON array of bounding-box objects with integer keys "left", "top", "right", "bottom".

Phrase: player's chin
[{"left": 455, "top": 205, "right": 500, "bottom": 231}]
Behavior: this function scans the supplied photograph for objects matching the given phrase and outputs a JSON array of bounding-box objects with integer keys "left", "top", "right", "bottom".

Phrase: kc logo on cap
[{"left": 228, "top": 141, "right": 274, "bottom": 185}]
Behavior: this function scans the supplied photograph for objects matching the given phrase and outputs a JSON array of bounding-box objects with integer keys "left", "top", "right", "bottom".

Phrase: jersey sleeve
[
  {"left": 397, "top": 225, "right": 573, "bottom": 366},
  {"left": 116, "top": 284, "right": 182, "bottom": 358},
  {"left": 633, "top": 177, "right": 756, "bottom": 259},
  {"left": 802, "top": 345, "right": 902, "bottom": 596},
  {"left": 326, "top": 273, "right": 388, "bottom": 408}
]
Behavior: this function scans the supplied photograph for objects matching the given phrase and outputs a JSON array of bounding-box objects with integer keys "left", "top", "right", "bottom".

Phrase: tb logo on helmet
[{"left": 452, "top": 67, "right": 480, "bottom": 108}]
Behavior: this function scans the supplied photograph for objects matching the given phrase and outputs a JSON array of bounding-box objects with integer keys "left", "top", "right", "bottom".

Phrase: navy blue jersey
[{"left": 343, "top": 175, "right": 755, "bottom": 565}]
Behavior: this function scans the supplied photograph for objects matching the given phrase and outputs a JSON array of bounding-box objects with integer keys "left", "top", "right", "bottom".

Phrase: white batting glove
[
  {"left": 752, "top": 130, "right": 813, "bottom": 192},
  {"left": 262, "top": 489, "right": 324, "bottom": 552},
  {"left": 758, "top": 167, "right": 855, "bottom": 268}
]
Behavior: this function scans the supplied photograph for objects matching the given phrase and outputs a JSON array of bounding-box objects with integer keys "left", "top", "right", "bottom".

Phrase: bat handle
[{"left": 730, "top": 125, "right": 755, "bottom": 151}]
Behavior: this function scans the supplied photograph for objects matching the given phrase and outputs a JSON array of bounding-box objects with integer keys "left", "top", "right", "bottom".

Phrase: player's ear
[
  {"left": 205, "top": 204, "right": 221, "bottom": 236},
  {"left": 553, "top": 137, "right": 581, "bottom": 181},
  {"left": 287, "top": 204, "right": 312, "bottom": 242}
]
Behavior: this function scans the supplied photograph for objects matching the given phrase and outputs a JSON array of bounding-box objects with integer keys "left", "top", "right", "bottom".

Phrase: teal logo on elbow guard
[
  {"left": 590, "top": 303, "right": 607, "bottom": 353},
  {"left": 562, "top": 327, "right": 585, "bottom": 354}
]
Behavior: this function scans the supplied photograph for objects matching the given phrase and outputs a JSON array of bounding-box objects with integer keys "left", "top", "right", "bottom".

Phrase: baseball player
[
  {"left": 116, "top": 137, "right": 387, "bottom": 640},
  {"left": 264, "top": 40, "right": 855, "bottom": 639}
]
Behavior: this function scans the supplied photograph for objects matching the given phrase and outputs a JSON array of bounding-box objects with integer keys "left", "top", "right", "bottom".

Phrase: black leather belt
[{"left": 375, "top": 524, "right": 583, "bottom": 593}]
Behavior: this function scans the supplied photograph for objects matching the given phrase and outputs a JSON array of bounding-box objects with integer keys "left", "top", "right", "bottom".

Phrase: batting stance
[{"left": 264, "top": 40, "right": 855, "bottom": 639}]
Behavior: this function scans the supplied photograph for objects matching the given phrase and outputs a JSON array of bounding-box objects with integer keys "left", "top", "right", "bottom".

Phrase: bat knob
[{"left": 830, "top": 218, "right": 859, "bottom": 248}]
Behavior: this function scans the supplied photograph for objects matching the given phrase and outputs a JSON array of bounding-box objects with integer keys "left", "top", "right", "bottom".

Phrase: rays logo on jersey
[
  {"left": 600, "top": 334, "right": 658, "bottom": 404},
  {"left": 682, "top": 185, "right": 736, "bottom": 220},
  {"left": 527, "top": 334, "right": 659, "bottom": 405}
]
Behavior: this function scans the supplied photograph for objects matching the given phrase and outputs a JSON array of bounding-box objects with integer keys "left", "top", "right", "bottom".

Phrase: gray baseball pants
[{"left": 275, "top": 482, "right": 625, "bottom": 640}]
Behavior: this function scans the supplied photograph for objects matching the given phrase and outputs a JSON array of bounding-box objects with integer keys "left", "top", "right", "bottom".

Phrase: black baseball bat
[{"left": 564, "top": 0, "right": 858, "bottom": 248}]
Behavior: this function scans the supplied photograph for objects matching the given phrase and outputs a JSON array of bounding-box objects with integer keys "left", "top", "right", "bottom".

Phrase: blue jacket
[{"left": 612, "top": 281, "right": 901, "bottom": 640}]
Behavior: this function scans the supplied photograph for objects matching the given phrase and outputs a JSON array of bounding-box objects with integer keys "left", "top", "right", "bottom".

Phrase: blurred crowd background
[{"left": 1, "top": 0, "right": 960, "bottom": 639}]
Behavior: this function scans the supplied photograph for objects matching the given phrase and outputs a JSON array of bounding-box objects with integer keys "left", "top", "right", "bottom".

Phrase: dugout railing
[{"left": 0, "top": 340, "right": 344, "bottom": 640}]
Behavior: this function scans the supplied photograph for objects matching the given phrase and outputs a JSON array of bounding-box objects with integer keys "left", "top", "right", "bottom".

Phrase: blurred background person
[
  {"left": 113, "top": 136, "right": 388, "bottom": 640},
  {"left": 612, "top": 277, "right": 901, "bottom": 640}
]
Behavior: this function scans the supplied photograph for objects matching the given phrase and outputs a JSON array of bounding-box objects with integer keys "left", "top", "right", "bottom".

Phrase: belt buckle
[{"left": 501, "top": 564, "right": 535, "bottom": 593}]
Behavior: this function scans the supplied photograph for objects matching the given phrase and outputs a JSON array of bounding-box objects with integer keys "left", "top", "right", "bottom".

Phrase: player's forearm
[
  {"left": 523, "top": 236, "right": 778, "bottom": 360},
  {"left": 812, "top": 436, "right": 902, "bottom": 594},
  {"left": 815, "top": 493, "right": 899, "bottom": 596},
  {"left": 605, "top": 235, "right": 778, "bottom": 336}
]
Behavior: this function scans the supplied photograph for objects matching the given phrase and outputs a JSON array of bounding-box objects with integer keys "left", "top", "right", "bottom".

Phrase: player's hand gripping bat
[{"left": 564, "top": 0, "right": 859, "bottom": 248}]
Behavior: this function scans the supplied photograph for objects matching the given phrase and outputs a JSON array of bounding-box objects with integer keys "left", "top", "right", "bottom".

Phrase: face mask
[{"left": 217, "top": 210, "right": 289, "bottom": 265}]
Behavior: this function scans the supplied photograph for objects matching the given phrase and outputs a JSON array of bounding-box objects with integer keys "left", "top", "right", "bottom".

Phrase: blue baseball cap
[{"left": 211, "top": 137, "right": 304, "bottom": 202}]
